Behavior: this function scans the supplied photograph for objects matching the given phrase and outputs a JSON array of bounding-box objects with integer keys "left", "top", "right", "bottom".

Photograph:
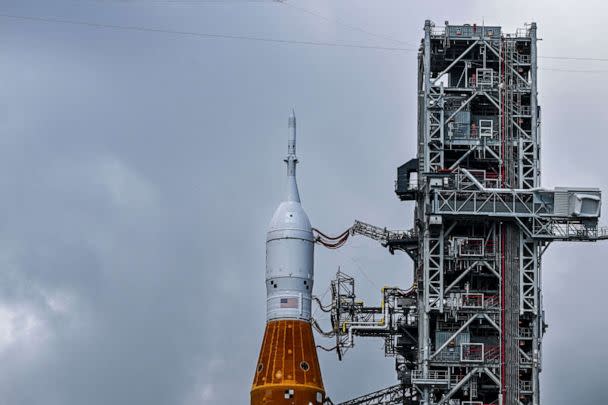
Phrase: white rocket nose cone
[{"left": 268, "top": 201, "right": 312, "bottom": 235}]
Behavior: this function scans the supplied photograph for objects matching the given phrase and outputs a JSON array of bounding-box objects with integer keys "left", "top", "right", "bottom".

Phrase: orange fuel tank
[{"left": 251, "top": 319, "right": 325, "bottom": 404}]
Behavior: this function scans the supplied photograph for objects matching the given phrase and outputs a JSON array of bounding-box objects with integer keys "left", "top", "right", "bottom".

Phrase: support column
[{"left": 530, "top": 22, "right": 539, "bottom": 187}]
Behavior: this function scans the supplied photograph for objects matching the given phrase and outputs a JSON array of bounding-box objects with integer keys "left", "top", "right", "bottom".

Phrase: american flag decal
[{"left": 280, "top": 297, "right": 298, "bottom": 308}]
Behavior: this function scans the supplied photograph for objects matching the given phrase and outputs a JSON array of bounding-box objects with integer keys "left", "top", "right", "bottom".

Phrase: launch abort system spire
[{"left": 286, "top": 110, "right": 300, "bottom": 203}]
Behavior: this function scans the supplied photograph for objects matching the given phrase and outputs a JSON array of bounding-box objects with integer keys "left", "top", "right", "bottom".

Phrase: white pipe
[
  {"left": 460, "top": 168, "right": 549, "bottom": 193},
  {"left": 344, "top": 294, "right": 392, "bottom": 347}
]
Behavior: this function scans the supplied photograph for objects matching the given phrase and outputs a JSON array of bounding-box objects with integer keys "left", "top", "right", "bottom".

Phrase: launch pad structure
[{"left": 318, "top": 20, "right": 608, "bottom": 405}]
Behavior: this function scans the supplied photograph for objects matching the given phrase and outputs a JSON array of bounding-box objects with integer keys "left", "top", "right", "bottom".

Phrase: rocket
[{"left": 251, "top": 112, "right": 326, "bottom": 404}]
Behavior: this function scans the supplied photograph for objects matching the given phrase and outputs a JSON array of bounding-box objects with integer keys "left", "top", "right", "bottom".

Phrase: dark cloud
[{"left": 0, "top": 0, "right": 605, "bottom": 404}]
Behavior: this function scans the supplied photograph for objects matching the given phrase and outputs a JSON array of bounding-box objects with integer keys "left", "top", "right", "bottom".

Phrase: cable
[
  {"left": 312, "top": 318, "right": 335, "bottom": 337},
  {"left": 540, "top": 55, "right": 608, "bottom": 62},
  {"left": 71, "top": 0, "right": 608, "bottom": 60},
  {"left": 82, "top": 0, "right": 274, "bottom": 3},
  {"left": 278, "top": 0, "right": 417, "bottom": 47},
  {"left": 313, "top": 227, "right": 350, "bottom": 241},
  {"left": 0, "top": 13, "right": 416, "bottom": 52},
  {"left": 5, "top": 13, "right": 608, "bottom": 72},
  {"left": 316, "top": 344, "right": 338, "bottom": 352},
  {"left": 313, "top": 296, "right": 332, "bottom": 313},
  {"left": 541, "top": 67, "right": 608, "bottom": 73},
  {"left": 317, "top": 236, "right": 349, "bottom": 249},
  {"left": 84, "top": 0, "right": 418, "bottom": 48},
  {"left": 313, "top": 227, "right": 351, "bottom": 249},
  {"left": 312, "top": 286, "right": 332, "bottom": 318},
  {"left": 316, "top": 234, "right": 350, "bottom": 249},
  {"left": 342, "top": 250, "right": 378, "bottom": 289}
]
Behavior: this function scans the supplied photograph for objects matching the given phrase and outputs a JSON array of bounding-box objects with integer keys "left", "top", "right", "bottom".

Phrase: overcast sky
[{"left": 0, "top": 0, "right": 606, "bottom": 404}]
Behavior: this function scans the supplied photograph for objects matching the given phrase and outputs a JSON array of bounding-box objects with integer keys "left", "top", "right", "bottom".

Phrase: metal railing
[
  {"left": 412, "top": 369, "right": 448, "bottom": 382},
  {"left": 431, "top": 27, "right": 446, "bottom": 36},
  {"left": 516, "top": 27, "right": 530, "bottom": 38},
  {"left": 515, "top": 53, "right": 531, "bottom": 64},
  {"left": 335, "top": 384, "right": 414, "bottom": 405},
  {"left": 520, "top": 380, "right": 532, "bottom": 391},
  {"left": 519, "top": 327, "right": 533, "bottom": 338},
  {"left": 536, "top": 221, "right": 608, "bottom": 240},
  {"left": 513, "top": 104, "right": 532, "bottom": 116}
]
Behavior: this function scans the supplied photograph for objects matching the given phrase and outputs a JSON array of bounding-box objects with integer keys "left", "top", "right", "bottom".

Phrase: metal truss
[
  {"left": 328, "top": 270, "right": 418, "bottom": 360},
  {"left": 424, "top": 231, "right": 444, "bottom": 312},
  {"left": 318, "top": 20, "right": 605, "bottom": 405},
  {"left": 350, "top": 220, "right": 418, "bottom": 256},
  {"left": 520, "top": 238, "right": 539, "bottom": 314},
  {"left": 335, "top": 384, "right": 416, "bottom": 405}
]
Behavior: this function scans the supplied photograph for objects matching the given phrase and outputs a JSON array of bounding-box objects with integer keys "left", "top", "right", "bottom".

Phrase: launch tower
[{"left": 324, "top": 21, "right": 608, "bottom": 405}]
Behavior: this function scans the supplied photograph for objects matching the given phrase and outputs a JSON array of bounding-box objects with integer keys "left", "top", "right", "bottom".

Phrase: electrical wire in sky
[
  {"left": 277, "top": 0, "right": 418, "bottom": 48},
  {"left": 3, "top": 12, "right": 608, "bottom": 69},
  {"left": 0, "top": 13, "right": 417, "bottom": 52}
]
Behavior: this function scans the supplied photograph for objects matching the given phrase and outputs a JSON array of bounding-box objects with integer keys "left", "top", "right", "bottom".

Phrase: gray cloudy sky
[{"left": 0, "top": 0, "right": 606, "bottom": 404}]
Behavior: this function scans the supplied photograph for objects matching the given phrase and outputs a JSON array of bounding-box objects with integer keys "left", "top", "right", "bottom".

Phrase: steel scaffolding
[{"left": 323, "top": 21, "right": 606, "bottom": 405}]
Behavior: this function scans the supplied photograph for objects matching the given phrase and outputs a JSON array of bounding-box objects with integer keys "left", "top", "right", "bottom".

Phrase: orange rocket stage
[{"left": 251, "top": 320, "right": 325, "bottom": 404}]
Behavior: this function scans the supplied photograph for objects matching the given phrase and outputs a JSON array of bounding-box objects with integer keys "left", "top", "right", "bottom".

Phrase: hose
[
  {"left": 316, "top": 344, "right": 339, "bottom": 352},
  {"left": 312, "top": 227, "right": 350, "bottom": 240},
  {"left": 313, "top": 296, "right": 333, "bottom": 312},
  {"left": 312, "top": 318, "right": 336, "bottom": 337},
  {"left": 313, "top": 227, "right": 352, "bottom": 249}
]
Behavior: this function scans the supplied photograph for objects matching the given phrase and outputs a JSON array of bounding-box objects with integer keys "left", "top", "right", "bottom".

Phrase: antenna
[{"left": 285, "top": 110, "right": 300, "bottom": 202}]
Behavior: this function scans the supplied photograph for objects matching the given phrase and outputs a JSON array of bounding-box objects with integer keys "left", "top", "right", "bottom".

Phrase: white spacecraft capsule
[{"left": 265, "top": 110, "right": 314, "bottom": 321}]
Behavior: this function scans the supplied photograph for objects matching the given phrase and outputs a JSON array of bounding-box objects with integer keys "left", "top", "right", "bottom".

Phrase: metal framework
[
  {"left": 320, "top": 21, "right": 607, "bottom": 405},
  {"left": 335, "top": 384, "right": 415, "bottom": 405}
]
